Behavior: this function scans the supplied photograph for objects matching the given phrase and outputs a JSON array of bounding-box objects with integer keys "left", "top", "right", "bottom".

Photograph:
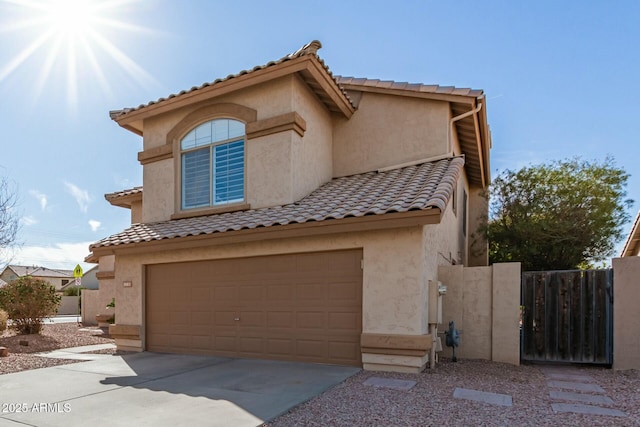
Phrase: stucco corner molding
[
  {"left": 96, "top": 270, "right": 115, "bottom": 280},
  {"left": 138, "top": 144, "right": 173, "bottom": 165},
  {"left": 246, "top": 112, "right": 307, "bottom": 139},
  {"left": 109, "top": 324, "right": 141, "bottom": 340},
  {"left": 361, "top": 333, "right": 433, "bottom": 357}
]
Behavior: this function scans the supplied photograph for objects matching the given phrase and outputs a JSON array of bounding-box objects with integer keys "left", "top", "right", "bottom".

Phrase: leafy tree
[
  {"left": 0, "top": 276, "right": 61, "bottom": 334},
  {"left": 63, "top": 286, "right": 83, "bottom": 296},
  {"left": 483, "top": 157, "right": 632, "bottom": 271}
]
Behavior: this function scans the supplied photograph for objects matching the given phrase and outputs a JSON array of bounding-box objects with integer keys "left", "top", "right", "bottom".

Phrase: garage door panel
[
  {"left": 297, "top": 340, "right": 326, "bottom": 358},
  {"left": 328, "top": 312, "right": 360, "bottom": 330},
  {"left": 191, "top": 335, "right": 211, "bottom": 350},
  {"left": 238, "top": 311, "right": 263, "bottom": 326},
  {"left": 214, "top": 336, "right": 237, "bottom": 351},
  {"left": 146, "top": 249, "right": 362, "bottom": 366},
  {"left": 238, "top": 336, "right": 264, "bottom": 354},
  {"left": 214, "top": 311, "right": 237, "bottom": 326},
  {"left": 267, "top": 339, "right": 293, "bottom": 355},
  {"left": 296, "top": 282, "right": 326, "bottom": 300},
  {"left": 168, "top": 334, "right": 191, "bottom": 348},
  {"left": 191, "top": 311, "right": 211, "bottom": 326},
  {"left": 296, "top": 311, "right": 326, "bottom": 329},
  {"left": 329, "top": 341, "right": 359, "bottom": 360},
  {"left": 169, "top": 311, "right": 190, "bottom": 325},
  {"left": 190, "top": 287, "right": 211, "bottom": 303},
  {"left": 214, "top": 285, "right": 238, "bottom": 301},
  {"left": 266, "top": 283, "right": 294, "bottom": 300},
  {"left": 266, "top": 312, "right": 293, "bottom": 328},
  {"left": 238, "top": 284, "right": 265, "bottom": 301}
]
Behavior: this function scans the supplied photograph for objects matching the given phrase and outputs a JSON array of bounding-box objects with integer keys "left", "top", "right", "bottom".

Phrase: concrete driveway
[{"left": 0, "top": 352, "right": 359, "bottom": 426}]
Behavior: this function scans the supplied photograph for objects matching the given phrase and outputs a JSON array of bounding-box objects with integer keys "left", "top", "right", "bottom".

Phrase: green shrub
[
  {"left": 63, "top": 286, "right": 83, "bottom": 296},
  {"left": 0, "top": 309, "right": 8, "bottom": 333},
  {"left": 0, "top": 276, "right": 61, "bottom": 334}
]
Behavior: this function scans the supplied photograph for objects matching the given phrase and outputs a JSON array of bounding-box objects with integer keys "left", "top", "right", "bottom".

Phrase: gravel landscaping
[
  {"left": 2, "top": 325, "right": 638, "bottom": 426},
  {"left": 267, "top": 359, "right": 640, "bottom": 427},
  {"left": 0, "top": 323, "right": 115, "bottom": 375}
]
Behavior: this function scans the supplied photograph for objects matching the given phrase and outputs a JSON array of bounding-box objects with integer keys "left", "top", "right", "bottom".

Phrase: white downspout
[{"left": 448, "top": 95, "right": 485, "bottom": 152}]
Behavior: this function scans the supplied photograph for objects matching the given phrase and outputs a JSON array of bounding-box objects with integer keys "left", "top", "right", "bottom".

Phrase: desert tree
[{"left": 483, "top": 157, "right": 632, "bottom": 271}]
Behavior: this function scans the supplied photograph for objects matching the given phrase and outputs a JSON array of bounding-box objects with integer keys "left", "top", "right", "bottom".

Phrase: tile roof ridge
[
  {"left": 111, "top": 40, "right": 354, "bottom": 118},
  {"left": 336, "top": 75, "right": 483, "bottom": 98}
]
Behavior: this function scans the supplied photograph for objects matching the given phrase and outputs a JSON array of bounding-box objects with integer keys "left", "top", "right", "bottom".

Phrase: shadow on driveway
[{"left": 0, "top": 352, "right": 359, "bottom": 427}]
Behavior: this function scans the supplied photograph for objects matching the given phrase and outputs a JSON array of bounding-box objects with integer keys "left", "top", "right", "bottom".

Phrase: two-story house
[
  {"left": 0, "top": 265, "right": 74, "bottom": 292},
  {"left": 87, "top": 41, "right": 492, "bottom": 373}
]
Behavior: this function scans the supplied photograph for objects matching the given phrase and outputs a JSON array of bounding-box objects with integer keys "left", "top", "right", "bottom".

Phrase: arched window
[{"left": 180, "top": 119, "right": 245, "bottom": 209}]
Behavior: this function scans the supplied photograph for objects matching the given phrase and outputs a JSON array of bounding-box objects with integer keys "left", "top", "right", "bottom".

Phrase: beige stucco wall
[
  {"left": 491, "top": 263, "right": 521, "bottom": 365},
  {"left": 332, "top": 92, "right": 450, "bottom": 177},
  {"left": 438, "top": 263, "right": 520, "bottom": 365},
  {"left": 131, "top": 200, "right": 142, "bottom": 224},
  {"left": 111, "top": 226, "right": 433, "bottom": 370},
  {"left": 81, "top": 290, "right": 99, "bottom": 325},
  {"left": 468, "top": 185, "right": 489, "bottom": 266},
  {"left": 291, "top": 76, "right": 333, "bottom": 201},
  {"left": 246, "top": 132, "right": 295, "bottom": 208},
  {"left": 143, "top": 158, "right": 174, "bottom": 223},
  {"left": 95, "top": 255, "right": 116, "bottom": 318},
  {"left": 58, "top": 296, "right": 80, "bottom": 315},
  {"left": 612, "top": 256, "right": 640, "bottom": 370},
  {"left": 139, "top": 75, "right": 335, "bottom": 221}
]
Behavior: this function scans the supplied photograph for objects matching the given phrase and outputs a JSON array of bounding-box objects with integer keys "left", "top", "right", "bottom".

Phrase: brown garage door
[{"left": 146, "top": 249, "right": 363, "bottom": 366}]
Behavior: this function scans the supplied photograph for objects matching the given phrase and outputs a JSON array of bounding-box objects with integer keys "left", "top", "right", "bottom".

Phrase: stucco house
[
  {"left": 0, "top": 265, "right": 74, "bottom": 292},
  {"left": 621, "top": 210, "right": 640, "bottom": 257},
  {"left": 87, "top": 41, "right": 492, "bottom": 373}
]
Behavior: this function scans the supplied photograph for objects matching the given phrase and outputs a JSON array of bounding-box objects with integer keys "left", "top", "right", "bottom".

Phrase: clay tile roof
[
  {"left": 105, "top": 186, "right": 143, "bottom": 202},
  {"left": 110, "top": 40, "right": 353, "bottom": 119},
  {"left": 336, "top": 76, "right": 483, "bottom": 98},
  {"left": 6, "top": 265, "right": 74, "bottom": 278},
  {"left": 90, "top": 157, "right": 464, "bottom": 250}
]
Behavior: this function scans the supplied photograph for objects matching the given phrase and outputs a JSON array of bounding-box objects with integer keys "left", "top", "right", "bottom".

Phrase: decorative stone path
[
  {"left": 453, "top": 388, "right": 513, "bottom": 407},
  {"left": 541, "top": 366, "right": 627, "bottom": 418}
]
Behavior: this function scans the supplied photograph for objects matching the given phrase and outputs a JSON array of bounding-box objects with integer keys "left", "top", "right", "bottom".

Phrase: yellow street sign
[{"left": 73, "top": 264, "right": 83, "bottom": 278}]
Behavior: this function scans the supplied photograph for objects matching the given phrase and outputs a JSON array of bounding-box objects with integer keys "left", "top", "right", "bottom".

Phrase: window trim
[
  {"left": 169, "top": 103, "right": 257, "bottom": 219},
  {"left": 180, "top": 119, "right": 246, "bottom": 210}
]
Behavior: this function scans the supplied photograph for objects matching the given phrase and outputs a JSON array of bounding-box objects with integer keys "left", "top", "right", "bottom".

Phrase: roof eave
[
  {"left": 89, "top": 208, "right": 441, "bottom": 259},
  {"left": 112, "top": 55, "right": 353, "bottom": 136},
  {"left": 106, "top": 191, "right": 142, "bottom": 209},
  {"left": 621, "top": 211, "right": 640, "bottom": 257}
]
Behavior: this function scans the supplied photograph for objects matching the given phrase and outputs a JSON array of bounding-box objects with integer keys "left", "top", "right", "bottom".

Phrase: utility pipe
[{"left": 448, "top": 95, "right": 485, "bottom": 152}]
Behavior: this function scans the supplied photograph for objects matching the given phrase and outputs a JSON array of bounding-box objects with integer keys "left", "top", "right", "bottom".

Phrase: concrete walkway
[
  {"left": 541, "top": 366, "right": 627, "bottom": 418},
  {"left": 36, "top": 343, "right": 116, "bottom": 361},
  {"left": 0, "top": 352, "right": 359, "bottom": 427}
]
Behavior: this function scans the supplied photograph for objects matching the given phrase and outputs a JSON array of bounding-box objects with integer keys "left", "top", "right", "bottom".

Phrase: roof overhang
[
  {"left": 88, "top": 208, "right": 440, "bottom": 261},
  {"left": 106, "top": 190, "right": 142, "bottom": 209},
  {"left": 111, "top": 53, "right": 354, "bottom": 136},
  {"left": 621, "top": 210, "right": 640, "bottom": 257}
]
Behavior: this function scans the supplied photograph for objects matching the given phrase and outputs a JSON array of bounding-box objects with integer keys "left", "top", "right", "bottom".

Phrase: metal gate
[{"left": 521, "top": 269, "right": 613, "bottom": 365}]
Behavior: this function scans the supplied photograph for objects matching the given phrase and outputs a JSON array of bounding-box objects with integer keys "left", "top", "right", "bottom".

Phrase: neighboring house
[
  {"left": 0, "top": 265, "right": 74, "bottom": 292},
  {"left": 59, "top": 265, "right": 100, "bottom": 292},
  {"left": 621, "top": 210, "right": 640, "bottom": 257},
  {"left": 0, "top": 277, "right": 6, "bottom": 288},
  {"left": 87, "top": 41, "right": 492, "bottom": 373}
]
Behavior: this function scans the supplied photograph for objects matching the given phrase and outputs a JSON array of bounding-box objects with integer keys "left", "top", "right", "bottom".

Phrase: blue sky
[{"left": 1, "top": 0, "right": 639, "bottom": 270}]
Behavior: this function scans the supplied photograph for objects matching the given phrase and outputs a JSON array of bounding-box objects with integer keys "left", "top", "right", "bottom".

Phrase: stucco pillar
[
  {"left": 612, "top": 257, "right": 640, "bottom": 370},
  {"left": 491, "top": 262, "right": 521, "bottom": 366},
  {"left": 467, "top": 185, "right": 488, "bottom": 267}
]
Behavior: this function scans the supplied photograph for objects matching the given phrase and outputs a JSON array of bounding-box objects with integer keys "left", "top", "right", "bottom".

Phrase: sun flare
[
  {"left": 45, "top": 0, "right": 98, "bottom": 38},
  {"left": 0, "top": 0, "right": 158, "bottom": 111}
]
